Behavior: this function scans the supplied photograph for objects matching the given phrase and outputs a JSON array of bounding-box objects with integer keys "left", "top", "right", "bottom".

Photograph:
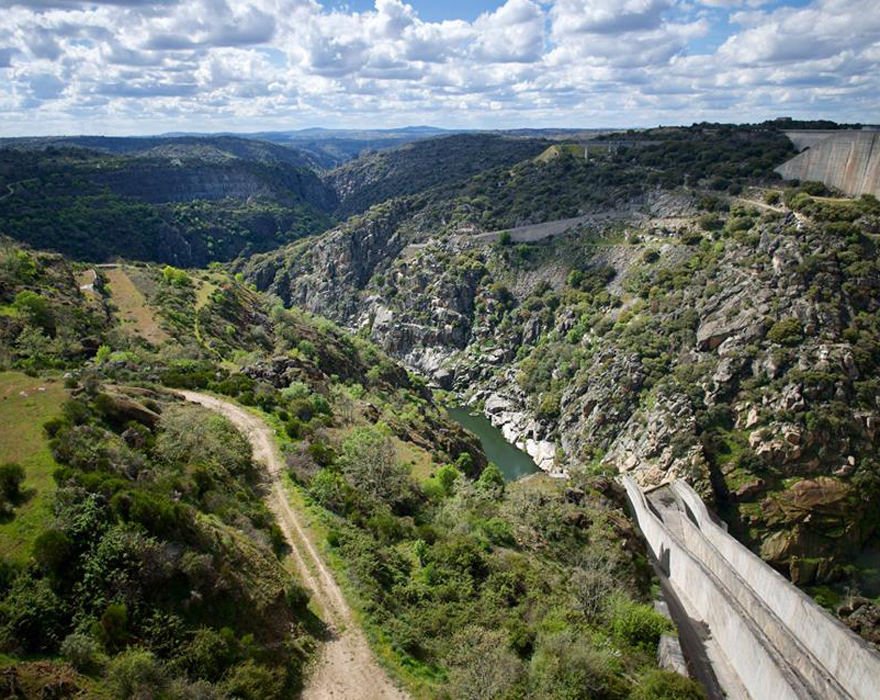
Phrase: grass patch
[
  {"left": 394, "top": 437, "right": 436, "bottom": 484},
  {"left": 104, "top": 265, "right": 171, "bottom": 345},
  {"left": 0, "top": 371, "right": 67, "bottom": 563}
]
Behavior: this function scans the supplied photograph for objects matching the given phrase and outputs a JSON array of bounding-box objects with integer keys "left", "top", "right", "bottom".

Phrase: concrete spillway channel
[{"left": 622, "top": 476, "right": 880, "bottom": 700}]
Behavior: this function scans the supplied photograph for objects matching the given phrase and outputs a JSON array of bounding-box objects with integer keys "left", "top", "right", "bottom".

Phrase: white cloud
[{"left": 0, "top": 0, "right": 877, "bottom": 133}]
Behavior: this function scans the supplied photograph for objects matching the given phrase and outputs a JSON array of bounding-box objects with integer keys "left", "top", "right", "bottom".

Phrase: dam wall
[
  {"left": 622, "top": 476, "right": 880, "bottom": 700},
  {"left": 775, "top": 130, "right": 880, "bottom": 197},
  {"left": 671, "top": 481, "right": 880, "bottom": 699}
]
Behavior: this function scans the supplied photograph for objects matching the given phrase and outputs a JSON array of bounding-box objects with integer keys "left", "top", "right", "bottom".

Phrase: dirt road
[
  {"left": 474, "top": 210, "right": 623, "bottom": 243},
  {"left": 178, "top": 390, "right": 408, "bottom": 700}
]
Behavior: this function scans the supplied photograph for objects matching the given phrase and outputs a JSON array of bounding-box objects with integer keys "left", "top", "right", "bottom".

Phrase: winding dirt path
[{"left": 177, "top": 391, "right": 408, "bottom": 700}]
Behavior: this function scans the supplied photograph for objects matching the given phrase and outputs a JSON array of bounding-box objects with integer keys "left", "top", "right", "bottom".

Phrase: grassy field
[
  {"left": 0, "top": 371, "right": 67, "bottom": 563},
  {"left": 104, "top": 265, "right": 171, "bottom": 345},
  {"left": 534, "top": 143, "right": 587, "bottom": 163}
]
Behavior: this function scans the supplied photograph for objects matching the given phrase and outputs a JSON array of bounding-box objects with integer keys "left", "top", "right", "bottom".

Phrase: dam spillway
[{"left": 623, "top": 476, "right": 880, "bottom": 700}]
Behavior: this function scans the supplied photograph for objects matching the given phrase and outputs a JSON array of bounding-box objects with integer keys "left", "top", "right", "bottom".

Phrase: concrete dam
[
  {"left": 775, "top": 130, "right": 880, "bottom": 197},
  {"left": 623, "top": 476, "right": 880, "bottom": 700}
]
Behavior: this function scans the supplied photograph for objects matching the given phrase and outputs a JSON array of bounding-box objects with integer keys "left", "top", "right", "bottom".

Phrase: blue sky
[
  {"left": 320, "top": 0, "right": 503, "bottom": 21},
  {"left": 0, "top": 0, "right": 877, "bottom": 135}
]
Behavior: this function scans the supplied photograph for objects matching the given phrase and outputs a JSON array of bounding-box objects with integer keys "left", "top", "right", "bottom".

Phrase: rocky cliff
[
  {"left": 90, "top": 158, "right": 337, "bottom": 209},
  {"left": 244, "top": 184, "right": 880, "bottom": 599}
]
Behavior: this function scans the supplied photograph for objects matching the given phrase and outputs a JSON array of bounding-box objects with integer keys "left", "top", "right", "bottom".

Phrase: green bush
[
  {"left": 95, "top": 603, "right": 130, "bottom": 653},
  {"left": 608, "top": 597, "right": 672, "bottom": 651},
  {"left": 436, "top": 463, "right": 461, "bottom": 497},
  {"left": 108, "top": 648, "right": 168, "bottom": 699},
  {"left": 630, "top": 669, "right": 707, "bottom": 700},
  {"left": 223, "top": 659, "right": 285, "bottom": 700},
  {"left": 12, "top": 290, "right": 54, "bottom": 332},
  {"left": 697, "top": 215, "right": 723, "bottom": 232},
  {"left": 0, "top": 462, "right": 25, "bottom": 503},
  {"left": 530, "top": 630, "right": 628, "bottom": 700},
  {"left": 32, "top": 528, "right": 72, "bottom": 577},
  {"left": 476, "top": 463, "right": 505, "bottom": 498},
  {"left": 60, "top": 631, "right": 105, "bottom": 673},
  {"left": 766, "top": 317, "right": 803, "bottom": 346},
  {"left": 182, "top": 627, "right": 236, "bottom": 682}
]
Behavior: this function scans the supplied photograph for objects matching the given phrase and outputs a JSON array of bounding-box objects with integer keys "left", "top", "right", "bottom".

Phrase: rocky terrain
[{"left": 244, "top": 148, "right": 880, "bottom": 633}]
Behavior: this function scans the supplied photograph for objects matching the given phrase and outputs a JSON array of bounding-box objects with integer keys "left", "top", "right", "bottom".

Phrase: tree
[
  {"left": 338, "top": 426, "right": 411, "bottom": 507},
  {"left": 156, "top": 405, "right": 252, "bottom": 475},
  {"left": 12, "top": 290, "right": 54, "bottom": 332},
  {"left": 32, "top": 528, "right": 72, "bottom": 578},
  {"left": 570, "top": 550, "right": 617, "bottom": 620},
  {"left": 446, "top": 627, "right": 523, "bottom": 700},
  {"left": 0, "top": 462, "right": 25, "bottom": 505},
  {"left": 476, "top": 463, "right": 505, "bottom": 498}
]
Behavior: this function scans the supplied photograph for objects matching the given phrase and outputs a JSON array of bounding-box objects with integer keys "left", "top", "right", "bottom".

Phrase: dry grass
[
  {"left": 104, "top": 265, "right": 171, "bottom": 345},
  {"left": 0, "top": 371, "right": 68, "bottom": 563}
]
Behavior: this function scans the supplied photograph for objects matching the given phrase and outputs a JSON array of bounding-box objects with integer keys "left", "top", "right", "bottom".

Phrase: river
[{"left": 446, "top": 406, "right": 540, "bottom": 482}]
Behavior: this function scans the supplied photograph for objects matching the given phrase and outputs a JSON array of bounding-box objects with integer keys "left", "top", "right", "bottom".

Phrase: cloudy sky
[{"left": 0, "top": 0, "right": 877, "bottom": 135}]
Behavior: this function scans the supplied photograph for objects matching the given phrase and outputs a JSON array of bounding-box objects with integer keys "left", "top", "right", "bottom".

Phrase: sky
[{"left": 0, "top": 0, "right": 877, "bottom": 136}]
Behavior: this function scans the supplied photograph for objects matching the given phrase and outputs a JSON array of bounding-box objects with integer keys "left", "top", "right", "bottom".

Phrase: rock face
[
  {"left": 244, "top": 183, "right": 880, "bottom": 613},
  {"left": 91, "top": 160, "right": 337, "bottom": 209},
  {"left": 775, "top": 130, "right": 880, "bottom": 197},
  {"left": 838, "top": 598, "right": 880, "bottom": 645}
]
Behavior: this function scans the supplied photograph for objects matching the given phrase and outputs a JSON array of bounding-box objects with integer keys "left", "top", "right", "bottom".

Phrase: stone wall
[
  {"left": 775, "top": 131, "right": 880, "bottom": 197},
  {"left": 623, "top": 476, "right": 880, "bottom": 700}
]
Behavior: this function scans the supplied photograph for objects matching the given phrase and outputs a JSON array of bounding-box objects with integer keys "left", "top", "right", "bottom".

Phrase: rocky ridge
[{"left": 243, "top": 185, "right": 880, "bottom": 605}]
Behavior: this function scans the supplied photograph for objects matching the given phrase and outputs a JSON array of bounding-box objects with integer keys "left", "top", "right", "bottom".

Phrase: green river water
[{"left": 446, "top": 406, "right": 540, "bottom": 482}]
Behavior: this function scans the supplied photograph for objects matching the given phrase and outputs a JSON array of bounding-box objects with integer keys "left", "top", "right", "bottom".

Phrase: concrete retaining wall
[
  {"left": 622, "top": 477, "right": 810, "bottom": 700},
  {"left": 775, "top": 131, "right": 880, "bottom": 197},
  {"left": 672, "top": 481, "right": 880, "bottom": 700}
]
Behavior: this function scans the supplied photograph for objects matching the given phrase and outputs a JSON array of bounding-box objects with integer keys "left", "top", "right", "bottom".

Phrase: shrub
[
  {"left": 571, "top": 551, "right": 617, "bottom": 620},
  {"left": 476, "top": 463, "right": 505, "bottom": 498},
  {"left": 697, "top": 215, "right": 723, "bottom": 232},
  {"left": 765, "top": 191, "right": 781, "bottom": 205},
  {"left": 801, "top": 180, "right": 828, "bottom": 196},
  {"left": 630, "top": 670, "right": 707, "bottom": 700},
  {"left": 536, "top": 392, "right": 561, "bottom": 421},
  {"left": 445, "top": 627, "right": 523, "bottom": 700},
  {"left": 12, "top": 290, "right": 54, "bottom": 331},
  {"left": 182, "top": 627, "right": 236, "bottom": 682},
  {"left": 0, "top": 574, "right": 66, "bottom": 651},
  {"left": 108, "top": 648, "right": 169, "bottom": 699},
  {"left": 162, "top": 265, "right": 189, "bottom": 285},
  {"left": 309, "top": 470, "right": 355, "bottom": 514},
  {"left": 767, "top": 317, "right": 803, "bottom": 346},
  {"left": 0, "top": 462, "right": 25, "bottom": 503},
  {"left": 337, "top": 427, "right": 411, "bottom": 508},
  {"left": 608, "top": 596, "right": 672, "bottom": 651},
  {"left": 436, "top": 463, "right": 461, "bottom": 497},
  {"left": 61, "top": 632, "right": 105, "bottom": 673},
  {"left": 530, "top": 630, "right": 628, "bottom": 700},
  {"left": 95, "top": 603, "right": 130, "bottom": 653},
  {"left": 223, "top": 660, "right": 285, "bottom": 700},
  {"left": 307, "top": 440, "right": 336, "bottom": 468},
  {"left": 32, "top": 528, "right": 72, "bottom": 577}
]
